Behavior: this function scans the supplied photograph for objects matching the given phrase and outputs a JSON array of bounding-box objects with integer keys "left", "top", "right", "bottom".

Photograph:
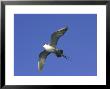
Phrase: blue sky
[{"left": 14, "top": 14, "right": 97, "bottom": 76}]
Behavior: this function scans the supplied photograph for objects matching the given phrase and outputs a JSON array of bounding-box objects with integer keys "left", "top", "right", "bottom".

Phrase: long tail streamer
[{"left": 62, "top": 54, "right": 71, "bottom": 62}]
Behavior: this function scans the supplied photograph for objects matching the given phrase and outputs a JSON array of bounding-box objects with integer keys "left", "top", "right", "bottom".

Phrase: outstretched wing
[
  {"left": 38, "top": 50, "right": 50, "bottom": 71},
  {"left": 50, "top": 26, "right": 68, "bottom": 47}
]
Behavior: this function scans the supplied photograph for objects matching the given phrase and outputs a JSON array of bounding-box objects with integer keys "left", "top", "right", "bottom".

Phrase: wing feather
[
  {"left": 50, "top": 26, "right": 68, "bottom": 47},
  {"left": 38, "top": 50, "right": 50, "bottom": 71}
]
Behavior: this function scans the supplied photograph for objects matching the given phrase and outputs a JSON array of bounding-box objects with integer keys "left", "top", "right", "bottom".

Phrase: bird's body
[
  {"left": 43, "top": 44, "right": 55, "bottom": 52},
  {"left": 38, "top": 26, "right": 68, "bottom": 71}
]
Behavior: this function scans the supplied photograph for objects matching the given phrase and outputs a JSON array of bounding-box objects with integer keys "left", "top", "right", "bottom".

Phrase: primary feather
[
  {"left": 38, "top": 50, "right": 50, "bottom": 71},
  {"left": 50, "top": 26, "right": 68, "bottom": 47}
]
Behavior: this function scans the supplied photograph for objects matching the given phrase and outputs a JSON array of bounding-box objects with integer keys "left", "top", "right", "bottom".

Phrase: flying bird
[{"left": 38, "top": 26, "right": 68, "bottom": 71}]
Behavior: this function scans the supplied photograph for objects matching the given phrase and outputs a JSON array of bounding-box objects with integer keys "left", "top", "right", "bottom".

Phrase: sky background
[{"left": 14, "top": 14, "right": 97, "bottom": 76}]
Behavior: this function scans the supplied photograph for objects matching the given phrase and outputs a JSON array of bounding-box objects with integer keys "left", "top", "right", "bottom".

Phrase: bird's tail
[{"left": 62, "top": 54, "right": 71, "bottom": 62}]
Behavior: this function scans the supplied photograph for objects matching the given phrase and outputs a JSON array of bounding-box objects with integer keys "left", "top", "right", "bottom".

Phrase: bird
[{"left": 38, "top": 26, "right": 68, "bottom": 71}]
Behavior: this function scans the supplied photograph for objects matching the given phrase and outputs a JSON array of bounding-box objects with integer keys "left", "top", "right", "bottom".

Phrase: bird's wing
[
  {"left": 50, "top": 26, "right": 68, "bottom": 47},
  {"left": 38, "top": 50, "right": 50, "bottom": 71}
]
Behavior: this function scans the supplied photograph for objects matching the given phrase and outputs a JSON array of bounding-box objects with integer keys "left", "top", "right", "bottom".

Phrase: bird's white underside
[{"left": 43, "top": 44, "right": 55, "bottom": 52}]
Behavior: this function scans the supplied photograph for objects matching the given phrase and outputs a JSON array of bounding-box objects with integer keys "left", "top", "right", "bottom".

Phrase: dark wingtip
[
  {"left": 63, "top": 25, "right": 68, "bottom": 31},
  {"left": 38, "top": 61, "right": 43, "bottom": 72}
]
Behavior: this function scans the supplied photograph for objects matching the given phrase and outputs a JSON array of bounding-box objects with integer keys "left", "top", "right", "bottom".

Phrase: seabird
[{"left": 38, "top": 26, "right": 68, "bottom": 71}]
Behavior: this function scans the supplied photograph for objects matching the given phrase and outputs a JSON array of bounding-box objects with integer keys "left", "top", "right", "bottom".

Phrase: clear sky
[{"left": 14, "top": 14, "right": 97, "bottom": 76}]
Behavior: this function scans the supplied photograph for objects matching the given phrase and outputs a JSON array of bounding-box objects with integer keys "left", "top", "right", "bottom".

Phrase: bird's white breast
[{"left": 43, "top": 44, "right": 55, "bottom": 52}]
